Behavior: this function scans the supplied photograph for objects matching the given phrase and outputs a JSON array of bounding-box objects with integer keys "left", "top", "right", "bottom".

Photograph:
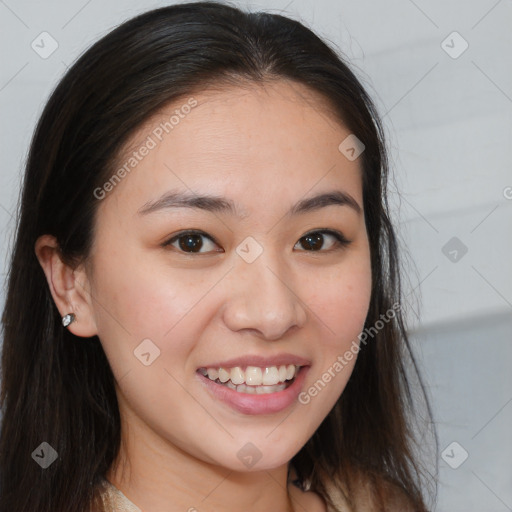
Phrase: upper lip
[{"left": 197, "top": 353, "right": 311, "bottom": 370}]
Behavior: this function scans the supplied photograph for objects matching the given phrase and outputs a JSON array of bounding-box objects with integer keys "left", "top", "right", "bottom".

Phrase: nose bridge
[{"left": 223, "top": 246, "right": 306, "bottom": 339}]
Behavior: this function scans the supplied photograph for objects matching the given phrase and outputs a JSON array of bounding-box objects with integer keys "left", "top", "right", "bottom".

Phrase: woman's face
[{"left": 86, "top": 80, "right": 372, "bottom": 471}]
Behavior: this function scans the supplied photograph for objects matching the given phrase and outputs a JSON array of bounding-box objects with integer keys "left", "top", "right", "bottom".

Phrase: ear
[{"left": 34, "top": 234, "right": 98, "bottom": 338}]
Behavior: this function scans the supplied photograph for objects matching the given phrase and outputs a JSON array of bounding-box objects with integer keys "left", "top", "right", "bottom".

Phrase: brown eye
[
  {"left": 295, "top": 230, "right": 350, "bottom": 252},
  {"left": 163, "top": 230, "right": 221, "bottom": 254}
]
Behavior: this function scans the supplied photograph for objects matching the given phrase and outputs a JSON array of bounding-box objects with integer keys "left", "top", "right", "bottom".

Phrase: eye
[
  {"left": 162, "top": 228, "right": 350, "bottom": 255},
  {"left": 294, "top": 229, "right": 350, "bottom": 252},
  {"left": 162, "top": 230, "right": 222, "bottom": 254}
]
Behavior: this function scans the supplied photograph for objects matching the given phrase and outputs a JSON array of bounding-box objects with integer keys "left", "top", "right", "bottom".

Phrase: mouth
[
  {"left": 196, "top": 364, "right": 310, "bottom": 415},
  {"left": 196, "top": 364, "right": 301, "bottom": 394}
]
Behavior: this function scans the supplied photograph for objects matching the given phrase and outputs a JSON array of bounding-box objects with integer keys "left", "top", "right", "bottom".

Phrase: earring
[{"left": 62, "top": 313, "right": 76, "bottom": 327}]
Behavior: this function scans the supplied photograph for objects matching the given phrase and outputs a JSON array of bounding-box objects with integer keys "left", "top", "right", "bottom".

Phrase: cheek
[
  {"left": 89, "top": 252, "right": 193, "bottom": 376},
  {"left": 92, "top": 241, "right": 205, "bottom": 337},
  {"left": 308, "top": 257, "right": 372, "bottom": 345},
  {"left": 90, "top": 260, "right": 207, "bottom": 434},
  {"left": 295, "top": 258, "right": 371, "bottom": 427}
]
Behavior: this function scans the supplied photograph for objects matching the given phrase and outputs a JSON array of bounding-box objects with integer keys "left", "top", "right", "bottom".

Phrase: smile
[{"left": 197, "top": 365, "right": 301, "bottom": 394}]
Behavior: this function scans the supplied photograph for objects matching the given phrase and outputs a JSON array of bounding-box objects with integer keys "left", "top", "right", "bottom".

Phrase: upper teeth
[{"left": 199, "top": 365, "right": 300, "bottom": 386}]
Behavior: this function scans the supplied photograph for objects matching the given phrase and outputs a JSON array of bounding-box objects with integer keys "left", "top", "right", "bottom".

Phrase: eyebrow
[{"left": 137, "top": 189, "right": 362, "bottom": 217}]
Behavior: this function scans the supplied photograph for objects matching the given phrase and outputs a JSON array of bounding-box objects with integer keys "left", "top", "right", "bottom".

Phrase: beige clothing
[
  {"left": 98, "top": 476, "right": 349, "bottom": 512},
  {"left": 99, "top": 478, "right": 142, "bottom": 512}
]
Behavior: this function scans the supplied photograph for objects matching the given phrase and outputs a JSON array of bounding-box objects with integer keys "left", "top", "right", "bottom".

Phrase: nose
[{"left": 221, "top": 251, "right": 307, "bottom": 341}]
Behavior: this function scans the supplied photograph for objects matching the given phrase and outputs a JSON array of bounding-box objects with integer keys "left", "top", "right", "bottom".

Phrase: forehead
[
  {"left": 118, "top": 78, "right": 353, "bottom": 164},
  {"left": 99, "top": 80, "right": 363, "bottom": 218}
]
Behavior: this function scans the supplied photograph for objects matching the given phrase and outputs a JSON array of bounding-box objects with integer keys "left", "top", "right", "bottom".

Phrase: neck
[{"left": 106, "top": 405, "right": 298, "bottom": 512}]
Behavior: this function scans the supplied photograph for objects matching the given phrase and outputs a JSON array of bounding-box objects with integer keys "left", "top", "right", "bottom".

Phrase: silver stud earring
[{"left": 62, "top": 313, "right": 76, "bottom": 327}]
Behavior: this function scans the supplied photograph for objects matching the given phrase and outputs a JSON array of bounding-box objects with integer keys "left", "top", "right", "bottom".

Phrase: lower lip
[{"left": 196, "top": 366, "right": 310, "bottom": 415}]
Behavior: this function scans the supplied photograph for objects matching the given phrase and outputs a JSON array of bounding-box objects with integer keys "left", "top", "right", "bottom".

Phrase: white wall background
[{"left": 0, "top": 0, "right": 511, "bottom": 510}]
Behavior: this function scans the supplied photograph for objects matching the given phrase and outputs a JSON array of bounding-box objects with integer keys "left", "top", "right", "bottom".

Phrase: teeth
[
  {"left": 234, "top": 382, "right": 287, "bottom": 394},
  {"left": 262, "top": 366, "right": 279, "bottom": 385},
  {"left": 286, "top": 364, "right": 296, "bottom": 380},
  {"left": 199, "top": 364, "right": 301, "bottom": 388},
  {"left": 218, "top": 368, "right": 230, "bottom": 383},
  {"left": 245, "top": 366, "right": 262, "bottom": 386},
  {"left": 207, "top": 368, "right": 218, "bottom": 380},
  {"left": 230, "top": 367, "right": 244, "bottom": 385}
]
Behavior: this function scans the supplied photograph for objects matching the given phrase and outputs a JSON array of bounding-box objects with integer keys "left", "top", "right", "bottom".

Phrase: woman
[{"left": 0, "top": 2, "right": 437, "bottom": 511}]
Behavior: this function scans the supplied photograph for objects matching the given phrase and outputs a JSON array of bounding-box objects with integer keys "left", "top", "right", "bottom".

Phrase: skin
[{"left": 35, "top": 79, "right": 372, "bottom": 512}]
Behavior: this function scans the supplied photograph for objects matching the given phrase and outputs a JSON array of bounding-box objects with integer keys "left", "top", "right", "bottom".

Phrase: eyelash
[{"left": 161, "top": 228, "right": 351, "bottom": 254}]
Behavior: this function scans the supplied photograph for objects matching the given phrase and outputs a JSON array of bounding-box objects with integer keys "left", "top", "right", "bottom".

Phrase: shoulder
[
  {"left": 381, "top": 481, "right": 417, "bottom": 511},
  {"left": 288, "top": 481, "right": 329, "bottom": 512},
  {"left": 93, "top": 477, "right": 142, "bottom": 512},
  {"left": 352, "top": 472, "right": 417, "bottom": 512},
  {"left": 321, "top": 468, "right": 417, "bottom": 512},
  {"left": 288, "top": 465, "right": 329, "bottom": 512},
  {"left": 89, "top": 478, "right": 114, "bottom": 512}
]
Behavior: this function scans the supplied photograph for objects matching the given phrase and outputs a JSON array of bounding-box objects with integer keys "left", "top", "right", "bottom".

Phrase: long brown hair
[{"left": 0, "top": 2, "right": 437, "bottom": 510}]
